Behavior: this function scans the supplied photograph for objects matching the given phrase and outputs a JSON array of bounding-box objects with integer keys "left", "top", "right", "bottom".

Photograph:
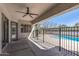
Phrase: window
[
  {"left": 21, "top": 24, "right": 31, "bottom": 33},
  {"left": 11, "top": 22, "right": 18, "bottom": 41}
]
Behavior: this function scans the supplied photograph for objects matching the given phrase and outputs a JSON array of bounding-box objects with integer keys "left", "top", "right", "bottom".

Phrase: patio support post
[{"left": 33, "top": 31, "right": 34, "bottom": 38}]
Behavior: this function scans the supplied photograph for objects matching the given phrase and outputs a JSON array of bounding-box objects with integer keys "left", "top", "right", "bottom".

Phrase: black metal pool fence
[{"left": 33, "top": 26, "right": 79, "bottom": 56}]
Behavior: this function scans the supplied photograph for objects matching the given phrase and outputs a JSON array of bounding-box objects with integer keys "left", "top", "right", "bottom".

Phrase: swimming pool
[{"left": 59, "top": 35, "right": 79, "bottom": 42}]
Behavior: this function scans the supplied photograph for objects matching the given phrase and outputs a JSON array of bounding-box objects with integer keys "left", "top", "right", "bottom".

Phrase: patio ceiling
[
  {"left": 0, "top": 3, "right": 55, "bottom": 22},
  {"left": 31, "top": 3, "right": 79, "bottom": 24},
  {"left": 0, "top": 3, "right": 79, "bottom": 24}
]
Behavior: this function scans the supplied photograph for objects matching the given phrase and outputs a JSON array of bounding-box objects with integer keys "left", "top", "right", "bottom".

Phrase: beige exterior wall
[
  {"left": 18, "top": 20, "right": 32, "bottom": 39},
  {"left": 0, "top": 12, "right": 2, "bottom": 54},
  {"left": 0, "top": 5, "right": 32, "bottom": 54}
]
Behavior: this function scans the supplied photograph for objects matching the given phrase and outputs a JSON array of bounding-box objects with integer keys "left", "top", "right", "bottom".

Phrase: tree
[
  {"left": 74, "top": 23, "right": 79, "bottom": 27},
  {"left": 58, "top": 24, "right": 67, "bottom": 28}
]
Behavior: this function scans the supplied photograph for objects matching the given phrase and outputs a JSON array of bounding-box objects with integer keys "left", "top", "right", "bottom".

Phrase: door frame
[
  {"left": 1, "top": 13, "right": 9, "bottom": 48},
  {"left": 11, "top": 21, "right": 18, "bottom": 41}
]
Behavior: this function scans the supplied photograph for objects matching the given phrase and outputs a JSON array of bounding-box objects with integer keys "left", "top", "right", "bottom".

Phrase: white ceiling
[{"left": 1, "top": 3, "right": 55, "bottom": 21}]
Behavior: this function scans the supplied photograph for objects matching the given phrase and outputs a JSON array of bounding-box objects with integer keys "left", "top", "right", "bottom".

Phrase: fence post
[
  {"left": 77, "top": 26, "right": 79, "bottom": 56},
  {"left": 59, "top": 27, "right": 61, "bottom": 51}
]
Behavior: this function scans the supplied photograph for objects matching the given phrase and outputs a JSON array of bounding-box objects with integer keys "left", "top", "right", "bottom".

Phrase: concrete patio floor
[
  {"left": 1, "top": 38, "right": 78, "bottom": 56},
  {"left": 3, "top": 39, "right": 35, "bottom": 56}
]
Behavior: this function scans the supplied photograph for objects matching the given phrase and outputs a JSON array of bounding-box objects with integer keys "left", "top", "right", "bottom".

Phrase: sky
[{"left": 39, "top": 8, "right": 79, "bottom": 27}]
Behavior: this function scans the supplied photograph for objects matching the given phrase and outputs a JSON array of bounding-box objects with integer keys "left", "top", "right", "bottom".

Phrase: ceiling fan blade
[
  {"left": 30, "top": 13, "right": 38, "bottom": 15},
  {"left": 29, "top": 14, "right": 33, "bottom": 18},
  {"left": 23, "top": 14, "right": 27, "bottom": 17},
  {"left": 16, "top": 11, "right": 25, "bottom": 13}
]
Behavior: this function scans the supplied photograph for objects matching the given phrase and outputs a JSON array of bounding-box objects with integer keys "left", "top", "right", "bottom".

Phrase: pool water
[{"left": 59, "top": 35, "right": 79, "bottom": 42}]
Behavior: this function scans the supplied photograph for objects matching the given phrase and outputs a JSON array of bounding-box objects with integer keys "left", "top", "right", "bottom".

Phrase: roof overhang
[{"left": 31, "top": 3, "right": 79, "bottom": 24}]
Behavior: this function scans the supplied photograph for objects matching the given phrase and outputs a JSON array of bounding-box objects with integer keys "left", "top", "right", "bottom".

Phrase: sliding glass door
[
  {"left": 2, "top": 13, "right": 9, "bottom": 48},
  {"left": 11, "top": 22, "right": 18, "bottom": 41}
]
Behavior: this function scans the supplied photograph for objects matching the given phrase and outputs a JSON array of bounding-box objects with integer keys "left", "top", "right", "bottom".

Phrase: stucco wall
[
  {"left": 0, "top": 12, "right": 2, "bottom": 54},
  {"left": 18, "top": 20, "right": 32, "bottom": 39},
  {"left": 0, "top": 5, "right": 32, "bottom": 54}
]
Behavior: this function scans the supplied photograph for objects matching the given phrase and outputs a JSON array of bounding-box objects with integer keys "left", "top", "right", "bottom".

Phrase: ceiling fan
[{"left": 16, "top": 7, "right": 39, "bottom": 18}]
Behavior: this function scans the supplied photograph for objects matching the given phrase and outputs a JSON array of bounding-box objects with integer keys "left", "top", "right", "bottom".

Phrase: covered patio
[{"left": 0, "top": 3, "right": 79, "bottom": 56}]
